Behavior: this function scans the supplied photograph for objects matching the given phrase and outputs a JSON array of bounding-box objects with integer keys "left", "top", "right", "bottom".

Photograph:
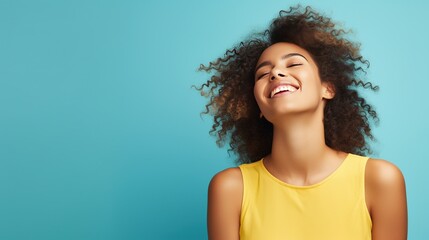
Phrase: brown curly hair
[{"left": 196, "top": 5, "right": 379, "bottom": 164}]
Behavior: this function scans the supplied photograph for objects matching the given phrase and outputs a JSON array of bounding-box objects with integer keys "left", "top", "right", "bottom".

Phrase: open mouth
[{"left": 270, "top": 84, "right": 299, "bottom": 98}]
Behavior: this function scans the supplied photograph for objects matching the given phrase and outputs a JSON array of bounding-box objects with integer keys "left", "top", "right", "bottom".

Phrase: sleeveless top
[{"left": 238, "top": 153, "right": 372, "bottom": 240}]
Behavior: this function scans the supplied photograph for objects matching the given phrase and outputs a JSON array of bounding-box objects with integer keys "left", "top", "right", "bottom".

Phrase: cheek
[
  {"left": 253, "top": 82, "right": 265, "bottom": 98},
  {"left": 253, "top": 85, "right": 260, "bottom": 104},
  {"left": 300, "top": 71, "right": 322, "bottom": 90},
  {"left": 253, "top": 83, "right": 265, "bottom": 107}
]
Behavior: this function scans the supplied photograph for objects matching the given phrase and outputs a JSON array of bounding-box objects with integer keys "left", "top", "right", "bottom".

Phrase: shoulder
[
  {"left": 209, "top": 167, "right": 243, "bottom": 194},
  {"left": 364, "top": 159, "right": 408, "bottom": 238},
  {"left": 365, "top": 158, "right": 406, "bottom": 189},
  {"left": 365, "top": 158, "right": 407, "bottom": 215},
  {"left": 207, "top": 167, "right": 243, "bottom": 239},
  {"left": 208, "top": 167, "right": 243, "bottom": 211}
]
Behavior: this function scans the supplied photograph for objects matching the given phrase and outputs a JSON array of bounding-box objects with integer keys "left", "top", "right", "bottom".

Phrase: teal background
[{"left": 0, "top": 0, "right": 427, "bottom": 239}]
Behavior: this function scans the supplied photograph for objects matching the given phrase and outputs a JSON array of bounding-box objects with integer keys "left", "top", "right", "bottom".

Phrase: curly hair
[{"left": 196, "top": 5, "right": 379, "bottom": 164}]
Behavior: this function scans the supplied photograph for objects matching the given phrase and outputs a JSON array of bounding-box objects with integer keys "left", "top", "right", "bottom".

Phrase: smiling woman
[
  {"left": 195, "top": 5, "right": 407, "bottom": 240},
  {"left": 253, "top": 43, "right": 331, "bottom": 121}
]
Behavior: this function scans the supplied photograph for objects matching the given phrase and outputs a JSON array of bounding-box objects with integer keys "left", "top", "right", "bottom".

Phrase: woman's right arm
[{"left": 207, "top": 167, "right": 243, "bottom": 240}]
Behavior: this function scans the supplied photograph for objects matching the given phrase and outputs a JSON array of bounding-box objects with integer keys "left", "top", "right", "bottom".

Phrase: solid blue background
[{"left": 0, "top": 0, "right": 428, "bottom": 239}]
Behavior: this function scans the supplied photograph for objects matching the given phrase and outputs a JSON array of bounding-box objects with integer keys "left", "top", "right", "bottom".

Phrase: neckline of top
[{"left": 260, "top": 153, "right": 352, "bottom": 189}]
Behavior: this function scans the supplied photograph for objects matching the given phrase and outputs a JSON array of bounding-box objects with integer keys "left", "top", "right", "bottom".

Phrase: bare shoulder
[
  {"left": 365, "top": 158, "right": 406, "bottom": 189},
  {"left": 209, "top": 167, "right": 243, "bottom": 194},
  {"left": 365, "top": 158, "right": 408, "bottom": 239},
  {"left": 207, "top": 167, "right": 243, "bottom": 240}
]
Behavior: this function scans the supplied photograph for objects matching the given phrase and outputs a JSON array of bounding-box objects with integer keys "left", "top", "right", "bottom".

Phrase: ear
[{"left": 322, "top": 82, "right": 335, "bottom": 100}]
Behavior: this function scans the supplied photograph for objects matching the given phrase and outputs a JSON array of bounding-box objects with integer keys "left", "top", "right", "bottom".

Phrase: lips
[{"left": 270, "top": 83, "right": 300, "bottom": 98}]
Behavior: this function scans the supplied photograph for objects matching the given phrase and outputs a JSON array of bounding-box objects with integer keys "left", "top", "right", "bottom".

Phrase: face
[{"left": 253, "top": 42, "right": 334, "bottom": 123}]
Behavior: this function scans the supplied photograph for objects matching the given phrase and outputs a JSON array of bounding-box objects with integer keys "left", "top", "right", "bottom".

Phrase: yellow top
[{"left": 238, "top": 153, "right": 372, "bottom": 240}]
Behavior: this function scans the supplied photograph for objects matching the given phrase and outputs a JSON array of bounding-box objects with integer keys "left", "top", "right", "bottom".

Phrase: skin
[{"left": 207, "top": 42, "right": 407, "bottom": 240}]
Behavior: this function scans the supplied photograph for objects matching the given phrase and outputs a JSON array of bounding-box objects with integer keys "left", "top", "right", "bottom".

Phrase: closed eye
[
  {"left": 257, "top": 73, "right": 269, "bottom": 80},
  {"left": 287, "top": 63, "right": 303, "bottom": 68}
]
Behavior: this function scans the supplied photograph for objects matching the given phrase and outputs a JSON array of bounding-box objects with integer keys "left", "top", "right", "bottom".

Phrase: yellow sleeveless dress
[{"left": 238, "top": 153, "right": 372, "bottom": 240}]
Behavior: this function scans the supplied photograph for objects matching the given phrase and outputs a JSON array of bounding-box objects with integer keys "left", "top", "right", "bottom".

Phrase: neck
[
  {"left": 264, "top": 107, "right": 344, "bottom": 184},
  {"left": 270, "top": 114, "right": 329, "bottom": 168}
]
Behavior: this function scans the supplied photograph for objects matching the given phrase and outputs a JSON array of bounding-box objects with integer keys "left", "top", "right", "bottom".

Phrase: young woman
[{"left": 197, "top": 6, "right": 407, "bottom": 240}]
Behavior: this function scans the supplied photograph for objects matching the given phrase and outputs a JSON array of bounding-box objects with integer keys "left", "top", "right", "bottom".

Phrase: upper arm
[
  {"left": 207, "top": 167, "right": 243, "bottom": 240},
  {"left": 365, "top": 158, "right": 408, "bottom": 240}
]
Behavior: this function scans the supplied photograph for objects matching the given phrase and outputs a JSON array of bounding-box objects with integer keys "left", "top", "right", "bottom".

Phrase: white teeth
[{"left": 270, "top": 85, "right": 298, "bottom": 98}]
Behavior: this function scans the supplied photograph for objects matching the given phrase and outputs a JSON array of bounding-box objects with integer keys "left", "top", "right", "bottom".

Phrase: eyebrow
[{"left": 254, "top": 53, "right": 308, "bottom": 73}]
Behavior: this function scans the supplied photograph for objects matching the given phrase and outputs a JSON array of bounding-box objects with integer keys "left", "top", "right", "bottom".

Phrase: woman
[{"left": 197, "top": 6, "right": 407, "bottom": 240}]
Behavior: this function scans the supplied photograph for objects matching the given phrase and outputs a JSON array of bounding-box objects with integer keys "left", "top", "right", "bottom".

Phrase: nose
[{"left": 270, "top": 68, "right": 287, "bottom": 81}]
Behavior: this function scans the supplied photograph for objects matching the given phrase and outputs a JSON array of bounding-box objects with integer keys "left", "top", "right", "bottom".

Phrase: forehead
[{"left": 257, "top": 42, "right": 312, "bottom": 64}]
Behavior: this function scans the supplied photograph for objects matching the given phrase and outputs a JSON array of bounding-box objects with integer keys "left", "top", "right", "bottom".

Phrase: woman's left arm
[{"left": 366, "top": 158, "right": 408, "bottom": 240}]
